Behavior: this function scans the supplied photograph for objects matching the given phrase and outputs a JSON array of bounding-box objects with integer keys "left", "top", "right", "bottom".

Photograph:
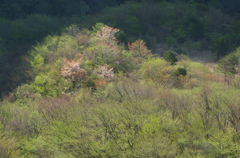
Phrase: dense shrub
[
  {"left": 217, "top": 53, "right": 239, "bottom": 82},
  {"left": 163, "top": 50, "right": 178, "bottom": 65},
  {"left": 174, "top": 67, "right": 187, "bottom": 77},
  {"left": 139, "top": 58, "right": 176, "bottom": 87},
  {"left": 0, "top": 123, "right": 21, "bottom": 158}
]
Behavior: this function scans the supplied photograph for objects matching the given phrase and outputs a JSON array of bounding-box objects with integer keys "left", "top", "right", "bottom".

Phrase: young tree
[
  {"left": 163, "top": 50, "right": 178, "bottom": 65},
  {"left": 93, "top": 65, "right": 114, "bottom": 82},
  {"left": 128, "top": 40, "right": 151, "bottom": 58},
  {"left": 95, "top": 25, "right": 120, "bottom": 45},
  {"left": 211, "top": 37, "right": 229, "bottom": 60},
  {"left": 128, "top": 40, "right": 152, "bottom": 67},
  {"left": 61, "top": 58, "right": 88, "bottom": 88},
  {"left": 217, "top": 53, "right": 238, "bottom": 82}
]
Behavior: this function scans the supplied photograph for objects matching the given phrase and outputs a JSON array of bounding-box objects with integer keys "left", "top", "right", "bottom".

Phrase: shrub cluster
[{"left": 14, "top": 24, "right": 152, "bottom": 97}]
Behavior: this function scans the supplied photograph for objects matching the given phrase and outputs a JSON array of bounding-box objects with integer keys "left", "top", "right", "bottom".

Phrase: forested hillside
[
  {"left": 1, "top": 0, "right": 240, "bottom": 97},
  {"left": 1, "top": 0, "right": 240, "bottom": 157}
]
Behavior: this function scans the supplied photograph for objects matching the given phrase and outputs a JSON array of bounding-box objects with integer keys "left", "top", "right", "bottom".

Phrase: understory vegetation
[{"left": 1, "top": 24, "right": 240, "bottom": 157}]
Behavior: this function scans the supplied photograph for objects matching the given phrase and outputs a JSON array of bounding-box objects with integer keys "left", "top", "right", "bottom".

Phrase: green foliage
[
  {"left": 208, "top": 128, "right": 240, "bottom": 157},
  {"left": 139, "top": 58, "right": 176, "bottom": 87},
  {"left": 31, "top": 58, "right": 73, "bottom": 97},
  {"left": 65, "top": 1, "right": 89, "bottom": 16},
  {"left": 125, "top": 15, "right": 145, "bottom": 35},
  {"left": 211, "top": 37, "right": 230, "bottom": 60},
  {"left": 174, "top": 67, "right": 187, "bottom": 77},
  {"left": 122, "top": 51, "right": 133, "bottom": 59},
  {"left": 92, "top": 22, "right": 105, "bottom": 35},
  {"left": 175, "top": 17, "right": 204, "bottom": 42},
  {"left": 233, "top": 47, "right": 240, "bottom": 57},
  {"left": 2, "top": 0, "right": 240, "bottom": 98},
  {"left": 217, "top": 53, "right": 239, "bottom": 82},
  {"left": 27, "top": 111, "right": 42, "bottom": 136},
  {"left": 163, "top": 50, "right": 178, "bottom": 65},
  {"left": 14, "top": 84, "right": 42, "bottom": 105},
  {"left": 30, "top": 54, "right": 44, "bottom": 72},
  {"left": 64, "top": 25, "right": 80, "bottom": 37},
  {"left": 83, "top": 42, "right": 119, "bottom": 66},
  {"left": 2, "top": 4, "right": 240, "bottom": 156},
  {"left": 178, "top": 59, "right": 211, "bottom": 79},
  {"left": 103, "top": 79, "right": 158, "bottom": 102},
  {"left": 0, "top": 15, "right": 61, "bottom": 47},
  {"left": 196, "top": 3, "right": 209, "bottom": 12},
  {"left": 86, "top": 78, "right": 96, "bottom": 88},
  {"left": 115, "top": 30, "right": 128, "bottom": 44},
  {"left": 0, "top": 123, "right": 22, "bottom": 158},
  {"left": 33, "top": 74, "right": 52, "bottom": 96},
  {"left": 138, "top": 112, "right": 179, "bottom": 157},
  {"left": 21, "top": 136, "right": 53, "bottom": 157},
  {"left": 208, "top": 0, "right": 223, "bottom": 10},
  {"left": 3, "top": 55, "right": 240, "bottom": 157},
  {"left": 32, "top": 73, "right": 69, "bottom": 97},
  {"left": 165, "top": 35, "right": 177, "bottom": 49}
]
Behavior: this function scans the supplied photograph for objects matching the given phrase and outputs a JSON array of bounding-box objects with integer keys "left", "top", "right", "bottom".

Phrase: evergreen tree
[
  {"left": 211, "top": 37, "right": 229, "bottom": 60},
  {"left": 163, "top": 50, "right": 178, "bottom": 65},
  {"left": 217, "top": 53, "right": 238, "bottom": 82}
]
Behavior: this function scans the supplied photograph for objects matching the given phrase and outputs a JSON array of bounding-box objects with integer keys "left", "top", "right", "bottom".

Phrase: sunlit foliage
[{"left": 1, "top": 23, "right": 240, "bottom": 158}]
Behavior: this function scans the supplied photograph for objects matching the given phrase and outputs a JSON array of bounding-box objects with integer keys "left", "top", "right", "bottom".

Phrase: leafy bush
[
  {"left": 217, "top": 53, "right": 239, "bottom": 82},
  {"left": 114, "top": 30, "right": 128, "bottom": 44},
  {"left": 14, "top": 84, "right": 41, "bottom": 104},
  {"left": 0, "top": 123, "right": 22, "bottom": 158},
  {"left": 83, "top": 42, "right": 120, "bottom": 66},
  {"left": 174, "top": 67, "right": 187, "bottom": 77},
  {"left": 177, "top": 59, "right": 211, "bottom": 80},
  {"left": 139, "top": 58, "right": 176, "bottom": 86},
  {"left": 163, "top": 50, "right": 178, "bottom": 65},
  {"left": 31, "top": 63, "right": 72, "bottom": 97},
  {"left": 77, "top": 35, "right": 90, "bottom": 47},
  {"left": 128, "top": 40, "right": 152, "bottom": 66},
  {"left": 92, "top": 22, "right": 105, "bottom": 35},
  {"left": 21, "top": 136, "right": 53, "bottom": 157}
]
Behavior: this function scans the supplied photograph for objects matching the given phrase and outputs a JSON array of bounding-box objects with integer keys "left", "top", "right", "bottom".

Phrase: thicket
[{"left": 1, "top": 24, "right": 240, "bottom": 157}]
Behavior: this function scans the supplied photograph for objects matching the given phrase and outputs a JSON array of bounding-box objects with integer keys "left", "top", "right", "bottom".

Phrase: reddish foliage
[
  {"left": 61, "top": 58, "right": 88, "bottom": 82},
  {"left": 94, "top": 79, "right": 107, "bottom": 86},
  {"left": 128, "top": 40, "right": 151, "bottom": 57}
]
